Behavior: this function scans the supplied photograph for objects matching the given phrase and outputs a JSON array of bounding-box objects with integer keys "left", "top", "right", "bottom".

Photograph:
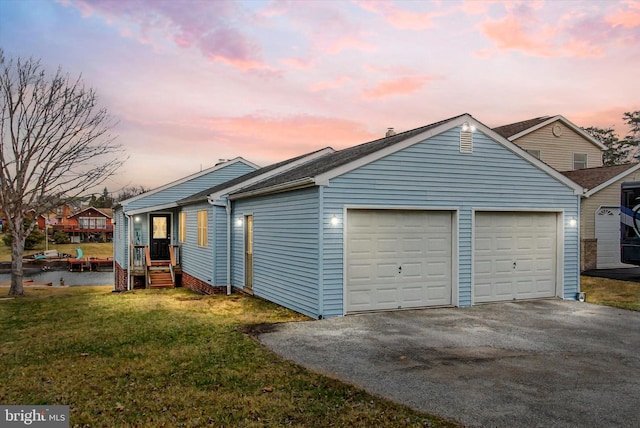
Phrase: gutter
[
  {"left": 229, "top": 177, "right": 316, "bottom": 200},
  {"left": 226, "top": 199, "right": 232, "bottom": 296},
  {"left": 126, "top": 214, "right": 133, "bottom": 291}
]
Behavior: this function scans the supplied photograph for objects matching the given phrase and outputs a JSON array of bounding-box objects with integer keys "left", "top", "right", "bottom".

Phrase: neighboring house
[
  {"left": 38, "top": 206, "right": 114, "bottom": 243},
  {"left": 113, "top": 158, "right": 261, "bottom": 290},
  {"left": 562, "top": 163, "right": 640, "bottom": 270},
  {"left": 494, "top": 115, "right": 635, "bottom": 270},
  {"left": 492, "top": 115, "right": 606, "bottom": 171},
  {"left": 113, "top": 113, "right": 583, "bottom": 319}
]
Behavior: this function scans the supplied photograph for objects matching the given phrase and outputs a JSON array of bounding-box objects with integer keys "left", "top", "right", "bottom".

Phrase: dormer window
[{"left": 573, "top": 153, "right": 587, "bottom": 170}]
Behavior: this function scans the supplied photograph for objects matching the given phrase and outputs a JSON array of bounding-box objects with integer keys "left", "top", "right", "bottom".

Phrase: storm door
[{"left": 150, "top": 214, "right": 171, "bottom": 260}]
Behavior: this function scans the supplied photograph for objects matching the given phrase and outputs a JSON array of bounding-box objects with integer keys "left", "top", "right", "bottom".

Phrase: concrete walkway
[{"left": 258, "top": 300, "right": 640, "bottom": 428}]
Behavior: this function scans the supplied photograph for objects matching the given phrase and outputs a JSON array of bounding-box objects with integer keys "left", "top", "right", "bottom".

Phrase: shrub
[{"left": 52, "top": 230, "right": 70, "bottom": 244}]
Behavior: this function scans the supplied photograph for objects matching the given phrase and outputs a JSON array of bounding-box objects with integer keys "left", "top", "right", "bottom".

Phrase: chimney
[{"left": 385, "top": 127, "right": 396, "bottom": 137}]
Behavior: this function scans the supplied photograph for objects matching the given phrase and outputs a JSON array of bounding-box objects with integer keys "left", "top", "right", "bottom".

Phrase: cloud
[
  {"left": 310, "top": 76, "right": 352, "bottom": 92},
  {"left": 354, "top": 0, "right": 443, "bottom": 30},
  {"left": 362, "top": 76, "right": 433, "bottom": 100},
  {"left": 478, "top": 1, "right": 640, "bottom": 58},
  {"left": 64, "top": 0, "right": 270, "bottom": 70},
  {"left": 199, "top": 114, "right": 378, "bottom": 159}
]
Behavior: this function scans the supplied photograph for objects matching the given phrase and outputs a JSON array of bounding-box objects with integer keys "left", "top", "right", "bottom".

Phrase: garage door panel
[
  {"left": 346, "top": 210, "right": 453, "bottom": 313},
  {"left": 474, "top": 212, "right": 557, "bottom": 303}
]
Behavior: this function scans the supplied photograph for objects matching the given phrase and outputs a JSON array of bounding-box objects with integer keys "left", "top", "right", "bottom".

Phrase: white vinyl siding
[{"left": 197, "top": 211, "right": 208, "bottom": 247}]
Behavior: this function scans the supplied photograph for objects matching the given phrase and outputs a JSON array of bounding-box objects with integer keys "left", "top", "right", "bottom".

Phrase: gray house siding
[
  {"left": 213, "top": 204, "right": 228, "bottom": 285},
  {"left": 113, "top": 208, "right": 127, "bottom": 267},
  {"left": 231, "top": 187, "right": 320, "bottom": 318},
  {"left": 180, "top": 202, "right": 215, "bottom": 286},
  {"left": 125, "top": 162, "right": 256, "bottom": 212},
  {"left": 320, "top": 128, "right": 579, "bottom": 318}
]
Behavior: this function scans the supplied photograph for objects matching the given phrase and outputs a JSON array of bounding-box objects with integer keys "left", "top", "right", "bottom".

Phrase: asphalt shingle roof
[
  {"left": 178, "top": 147, "right": 333, "bottom": 205},
  {"left": 492, "top": 116, "right": 552, "bottom": 139},
  {"left": 561, "top": 163, "right": 639, "bottom": 190},
  {"left": 231, "top": 113, "right": 468, "bottom": 196}
]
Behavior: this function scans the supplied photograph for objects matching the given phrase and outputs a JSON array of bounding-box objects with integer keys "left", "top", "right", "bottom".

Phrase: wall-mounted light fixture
[
  {"left": 461, "top": 122, "right": 476, "bottom": 132},
  {"left": 134, "top": 216, "right": 141, "bottom": 222},
  {"left": 235, "top": 218, "right": 243, "bottom": 227},
  {"left": 330, "top": 215, "right": 340, "bottom": 226},
  {"left": 568, "top": 217, "right": 577, "bottom": 227}
]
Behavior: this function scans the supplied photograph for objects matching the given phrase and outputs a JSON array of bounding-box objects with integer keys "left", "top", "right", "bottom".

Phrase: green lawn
[
  {"left": 580, "top": 275, "right": 640, "bottom": 311},
  {"left": 0, "top": 240, "right": 113, "bottom": 262},
  {"left": 0, "top": 286, "right": 460, "bottom": 427}
]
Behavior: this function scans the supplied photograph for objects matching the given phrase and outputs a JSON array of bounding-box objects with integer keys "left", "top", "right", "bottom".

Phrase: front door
[{"left": 150, "top": 214, "right": 171, "bottom": 260}]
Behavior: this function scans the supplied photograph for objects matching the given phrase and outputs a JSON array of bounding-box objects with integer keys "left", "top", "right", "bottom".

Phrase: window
[
  {"left": 79, "top": 217, "right": 106, "bottom": 229},
  {"left": 179, "top": 212, "right": 186, "bottom": 243},
  {"left": 197, "top": 210, "right": 208, "bottom": 247},
  {"left": 526, "top": 149, "right": 541, "bottom": 159},
  {"left": 573, "top": 153, "right": 587, "bottom": 170}
]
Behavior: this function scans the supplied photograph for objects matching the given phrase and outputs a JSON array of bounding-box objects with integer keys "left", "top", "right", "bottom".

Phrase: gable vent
[{"left": 460, "top": 129, "right": 473, "bottom": 153}]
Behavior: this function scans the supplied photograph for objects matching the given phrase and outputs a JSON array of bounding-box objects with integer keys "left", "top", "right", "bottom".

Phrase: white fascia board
[
  {"left": 229, "top": 177, "right": 316, "bottom": 200},
  {"left": 126, "top": 202, "right": 178, "bottom": 216},
  {"left": 508, "top": 115, "right": 607, "bottom": 151},
  {"left": 584, "top": 163, "right": 640, "bottom": 197},
  {"left": 315, "top": 114, "right": 475, "bottom": 185},
  {"left": 480, "top": 123, "right": 586, "bottom": 195},
  {"left": 118, "top": 157, "right": 259, "bottom": 207},
  {"left": 207, "top": 147, "right": 335, "bottom": 203}
]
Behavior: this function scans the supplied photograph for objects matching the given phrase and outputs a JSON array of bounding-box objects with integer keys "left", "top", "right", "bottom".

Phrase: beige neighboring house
[{"left": 494, "top": 115, "right": 640, "bottom": 271}]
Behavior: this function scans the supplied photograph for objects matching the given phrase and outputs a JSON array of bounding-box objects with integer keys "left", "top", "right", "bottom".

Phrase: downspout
[
  {"left": 126, "top": 214, "right": 133, "bottom": 291},
  {"left": 226, "top": 198, "right": 232, "bottom": 296}
]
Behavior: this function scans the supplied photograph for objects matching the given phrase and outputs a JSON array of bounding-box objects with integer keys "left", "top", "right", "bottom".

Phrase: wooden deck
[{"left": 0, "top": 279, "right": 53, "bottom": 287}]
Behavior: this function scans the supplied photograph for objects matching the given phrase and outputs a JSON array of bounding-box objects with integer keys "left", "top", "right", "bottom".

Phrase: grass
[
  {"left": 580, "top": 275, "right": 640, "bottom": 311},
  {"left": 0, "top": 286, "right": 460, "bottom": 427},
  {"left": 0, "top": 240, "right": 113, "bottom": 262}
]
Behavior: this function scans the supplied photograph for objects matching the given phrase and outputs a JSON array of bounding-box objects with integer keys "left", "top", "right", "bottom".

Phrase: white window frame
[
  {"left": 197, "top": 210, "right": 208, "bottom": 247},
  {"left": 573, "top": 153, "right": 588, "bottom": 170}
]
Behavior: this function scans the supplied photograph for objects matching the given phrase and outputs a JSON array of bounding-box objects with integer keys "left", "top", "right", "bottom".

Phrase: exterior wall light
[
  {"left": 568, "top": 217, "right": 577, "bottom": 227},
  {"left": 235, "top": 218, "right": 243, "bottom": 227},
  {"left": 330, "top": 216, "right": 340, "bottom": 226},
  {"left": 134, "top": 216, "right": 141, "bottom": 222},
  {"left": 461, "top": 122, "right": 476, "bottom": 132}
]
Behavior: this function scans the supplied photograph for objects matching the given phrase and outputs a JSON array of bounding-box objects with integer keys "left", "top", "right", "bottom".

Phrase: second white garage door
[
  {"left": 474, "top": 212, "right": 557, "bottom": 303},
  {"left": 346, "top": 209, "right": 453, "bottom": 313}
]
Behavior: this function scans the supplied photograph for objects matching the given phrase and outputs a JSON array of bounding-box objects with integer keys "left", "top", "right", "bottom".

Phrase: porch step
[{"left": 149, "top": 272, "right": 174, "bottom": 289}]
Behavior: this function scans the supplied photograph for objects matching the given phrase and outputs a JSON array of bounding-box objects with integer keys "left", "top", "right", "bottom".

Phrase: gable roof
[
  {"left": 230, "top": 113, "right": 583, "bottom": 200},
  {"left": 178, "top": 147, "right": 335, "bottom": 205},
  {"left": 115, "top": 157, "right": 259, "bottom": 209},
  {"left": 561, "top": 163, "right": 640, "bottom": 197},
  {"left": 68, "top": 206, "right": 113, "bottom": 219},
  {"left": 492, "top": 115, "right": 607, "bottom": 150}
]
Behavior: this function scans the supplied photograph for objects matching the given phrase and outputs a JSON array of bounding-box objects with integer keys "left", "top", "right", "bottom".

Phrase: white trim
[
  {"left": 470, "top": 209, "right": 565, "bottom": 305},
  {"left": 207, "top": 148, "right": 334, "bottom": 203},
  {"left": 507, "top": 115, "right": 607, "bottom": 151},
  {"left": 127, "top": 202, "right": 178, "bottom": 216},
  {"left": 119, "top": 157, "right": 259, "bottom": 207},
  {"left": 584, "top": 163, "right": 640, "bottom": 197},
  {"left": 342, "top": 205, "right": 459, "bottom": 315}
]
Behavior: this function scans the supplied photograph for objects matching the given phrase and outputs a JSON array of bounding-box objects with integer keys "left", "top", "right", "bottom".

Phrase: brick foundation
[
  {"left": 115, "top": 262, "right": 127, "bottom": 291},
  {"left": 182, "top": 272, "right": 226, "bottom": 295},
  {"left": 581, "top": 238, "right": 597, "bottom": 272}
]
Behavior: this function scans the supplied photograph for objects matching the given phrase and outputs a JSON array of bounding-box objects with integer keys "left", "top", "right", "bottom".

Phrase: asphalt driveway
[{"left": 258, "top": 300, "right": 640, "bottom": 427}]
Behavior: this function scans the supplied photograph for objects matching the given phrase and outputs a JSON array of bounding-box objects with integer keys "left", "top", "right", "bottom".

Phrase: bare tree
[{"left": 0, "top": 50, "right": 126, "bottom": 296}]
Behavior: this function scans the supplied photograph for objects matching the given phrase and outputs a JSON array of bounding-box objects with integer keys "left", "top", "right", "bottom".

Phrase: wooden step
[{"left": 149, "top": 272, "right": 174, "bottom": 289}]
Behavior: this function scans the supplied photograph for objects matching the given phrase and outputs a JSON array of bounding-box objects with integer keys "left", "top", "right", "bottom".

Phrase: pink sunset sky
[{"left": 1, "top": 0, "right": 639, "bottom": 193}]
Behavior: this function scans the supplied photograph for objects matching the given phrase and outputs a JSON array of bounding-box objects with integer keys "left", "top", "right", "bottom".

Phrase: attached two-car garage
[{"left": 345, "top": 209, "right": 559, "bottom": 313}]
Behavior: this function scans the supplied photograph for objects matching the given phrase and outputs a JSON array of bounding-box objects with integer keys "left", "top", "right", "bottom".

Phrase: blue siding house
[
  {"left": 113, "top": 114, "right": 583, "bottom": 320},
  {"left": 113, "top": 158, "right": 259, "bottom": 291},
  {"left": 224, "top": 114, "right": 582, "bottom": 318}
]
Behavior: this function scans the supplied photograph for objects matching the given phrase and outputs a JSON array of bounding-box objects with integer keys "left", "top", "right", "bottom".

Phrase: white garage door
[
  {"left": 346, "top": 209, "right": 452, "bottom": 313},
  {"left": 595, "top": 207, "right": 632, "bottom": 269},
  {"left": 474, "top": 212, "right": 557, "bottom": 303}
]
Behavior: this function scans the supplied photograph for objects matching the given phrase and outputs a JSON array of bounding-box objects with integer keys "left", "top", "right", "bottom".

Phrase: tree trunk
[{"left": 8, "top": 221, "right": 25, "bottom": 296}]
